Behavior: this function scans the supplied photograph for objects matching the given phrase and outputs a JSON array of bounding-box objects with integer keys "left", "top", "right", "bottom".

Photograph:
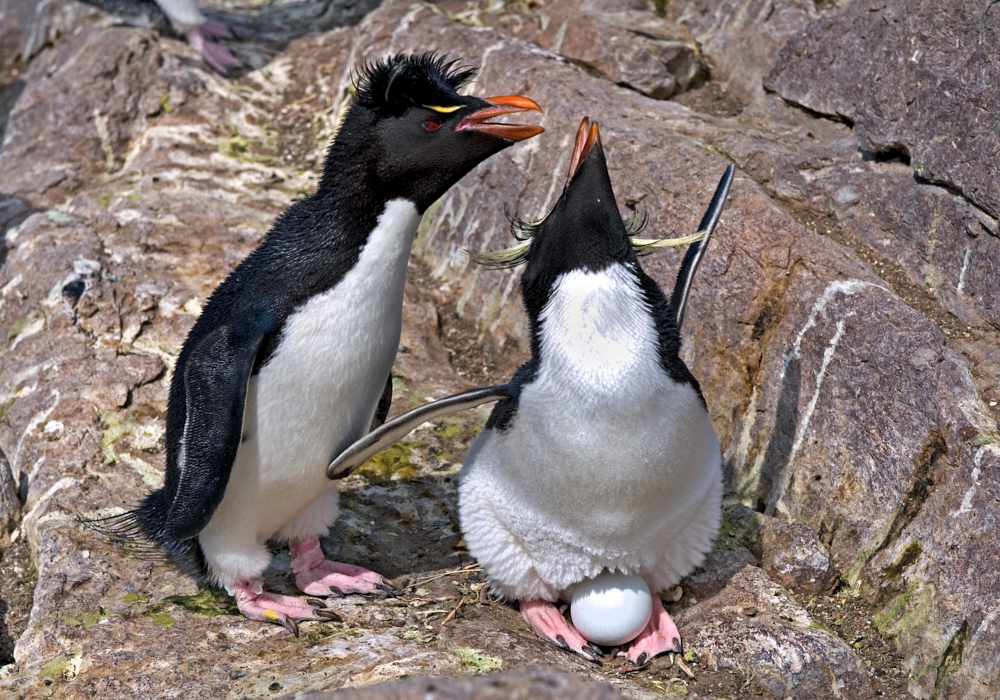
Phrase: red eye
[{"left": 423, "top": 120, "right": 442, "bottom": 132}]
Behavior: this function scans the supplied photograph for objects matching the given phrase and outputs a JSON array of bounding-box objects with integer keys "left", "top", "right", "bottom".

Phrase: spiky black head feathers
[{"left": 355, "top": 53, "right": 478, "bottom": 116}]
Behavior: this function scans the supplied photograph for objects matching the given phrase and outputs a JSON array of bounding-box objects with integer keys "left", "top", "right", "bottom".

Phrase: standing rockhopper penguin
[
  {"left": 99, "top": 54, "right": 543, "bottom": 634},
  {"left": 459, "top": 119, "right": 725, "bottom": 664}
]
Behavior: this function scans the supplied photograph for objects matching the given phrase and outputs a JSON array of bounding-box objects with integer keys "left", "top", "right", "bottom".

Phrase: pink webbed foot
[
  {"left": 185, "top": 22, "right": 241, "bottom": 73},
  {"left": 232, "top": 580, "right": 342, "bottom": 637},
  {"left": 616, "top": 594, "right": 682, "bottom": 666},
  {"left": 290, "top": 537, "right": 396, "bottom": 598},
  {"left": 521, "top": 599, "right": 602, "bottom": 662}
]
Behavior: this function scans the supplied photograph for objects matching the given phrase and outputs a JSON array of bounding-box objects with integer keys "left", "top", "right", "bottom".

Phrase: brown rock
[{"left": 679, "top": 566, "right": 874, "bottom": 699}]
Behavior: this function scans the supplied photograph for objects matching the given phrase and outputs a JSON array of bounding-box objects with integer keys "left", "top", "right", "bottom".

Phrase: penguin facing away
[
  {"left": 95, "top": 53, "right": 543, "bottom": 634},
  {"left": 460, "top": 119, "right": 725, "bottom": 663},
  {"left": 326, "top": 120, "right": 734, "bottom": 664}
]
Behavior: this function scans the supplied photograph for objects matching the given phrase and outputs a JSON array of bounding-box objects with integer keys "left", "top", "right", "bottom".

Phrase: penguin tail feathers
[{"left": 78, "top": 489, "right": 208, "bottom": 579}]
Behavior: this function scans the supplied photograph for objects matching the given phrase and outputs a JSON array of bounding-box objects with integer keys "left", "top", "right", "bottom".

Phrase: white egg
[{"left": 570, "top": 571, "right": 653, "bottom": 646}]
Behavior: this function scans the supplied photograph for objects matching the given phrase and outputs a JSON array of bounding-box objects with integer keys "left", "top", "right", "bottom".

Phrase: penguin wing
[
  {"left": 327, "top": 384, "right": 512, "bottom": 479},
  {"left": 165, "top": 321, "right": 269, "bottom": 541},
  {"left": 669, "top": 164, "right": 735, "bottom": 328}
]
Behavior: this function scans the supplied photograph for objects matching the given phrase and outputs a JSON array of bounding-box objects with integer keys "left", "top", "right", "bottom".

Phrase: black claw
[
  {"left": 635, "top": 652, "right": 649, "bottom": 667},
  {"left": 583, "top": 643, "right": 603, "bottom": 658},
  {"left": 328, "top": 586, "right": 346, "bottom": 598},
  {"left": 306, "top": 598, "right": 328, "bottom": 608},
  {"left": 553, "top": 635, "right": 568, "bottom": 649},
  {"left": 279, "top": 615, "right": 299, "bottom": 638},
  {"left": 582, "top": 644, "right": 603, "bottom": 663},
  {"left": 376, "top": 582, "right": 396, "bottom": 596},
  {"left": 380, "top": 579, "right": 400, "bottom": 591},
  {"left": 316, "top": 609, "right": 343, "bottom": 622},
  {"left": 671, "top": 637, "right": 683, "bottom": 654}
]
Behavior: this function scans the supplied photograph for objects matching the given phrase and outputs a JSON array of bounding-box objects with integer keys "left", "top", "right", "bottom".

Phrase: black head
[
  {"left": 519, "top": 118, "right": 636, "bottom": 314},
  {"left": 320, "top": 53, "right": 543, "bottom": 212}
]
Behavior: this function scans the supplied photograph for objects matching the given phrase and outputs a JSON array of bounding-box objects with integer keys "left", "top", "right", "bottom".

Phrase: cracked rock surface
[{"left": 0, "top": 0, "right": 997, "bottom": 698}]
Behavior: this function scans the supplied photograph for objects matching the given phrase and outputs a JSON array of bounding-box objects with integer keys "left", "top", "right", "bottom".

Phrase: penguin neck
[{"left": 534, "top": 263, "right": 660, "bottom": 396}]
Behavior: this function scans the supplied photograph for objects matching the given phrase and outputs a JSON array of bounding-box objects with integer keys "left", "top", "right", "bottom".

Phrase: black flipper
[
  {"left": 370, "top": 374, "right": 394, "bottom": 430},
  {"left": 165, "top": 323, "right": 267, "bottom": 541},
  {"left": 669, "top": 164, "right": 735, "bottom": 329},
  {"left": 327, "top": 384, "right": 512, "bottom": 479}
]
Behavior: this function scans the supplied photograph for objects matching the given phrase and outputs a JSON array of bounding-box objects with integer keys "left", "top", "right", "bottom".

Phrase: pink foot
[
  {"left": 617, "top": 595, "right": 682, "bottom": 666},
  {"left": 521, "top": 599, "right": 602, "bottom": 662},
  {"left": 232, "top": 579, "right": 342, "bottom": 636},
  {"left": 290, "top": 537, "right": 395, "bottom": 598},
  {"left": 185, "top": 23, "right": 242, "bottom": 73}
]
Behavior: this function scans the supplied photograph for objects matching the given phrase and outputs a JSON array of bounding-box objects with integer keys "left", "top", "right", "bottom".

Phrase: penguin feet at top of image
[
  {"left": 455, "top": 118, "right": 733, "bottom": 665},
  {"left": 83, "top": 52, "right": 543, "bottom": 635},
  {"left": 78, "top": 0, "right": 242, "bottom": 72}
]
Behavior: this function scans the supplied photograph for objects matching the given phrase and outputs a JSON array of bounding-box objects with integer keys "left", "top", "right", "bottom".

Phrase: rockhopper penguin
[
  {"left": 99, "top": 53, "right": 543, "bottom": 633},
  {"left": 459, "top": 119, "right": 727, "bottom": 663}
]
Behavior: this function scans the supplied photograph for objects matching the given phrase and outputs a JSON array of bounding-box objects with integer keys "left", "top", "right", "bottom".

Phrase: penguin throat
[{"left": 536, "top": 265, "right": 659, "bottom": 394}]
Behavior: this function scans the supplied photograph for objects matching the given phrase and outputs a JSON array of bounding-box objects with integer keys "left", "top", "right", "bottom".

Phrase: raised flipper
[
  {"left": 327, "top": 384, "right": 512, "bottom": 479},
  {"left": 669, "top": 164, "right": 735, "bottom": 329},
  {"left": 165, "top": 320, "right": 270, "bottom": 541}
]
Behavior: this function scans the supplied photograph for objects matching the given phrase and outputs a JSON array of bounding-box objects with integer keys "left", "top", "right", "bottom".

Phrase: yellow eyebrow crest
[{"left": 423, "top": 105, "right": 463, "bottom": 114}]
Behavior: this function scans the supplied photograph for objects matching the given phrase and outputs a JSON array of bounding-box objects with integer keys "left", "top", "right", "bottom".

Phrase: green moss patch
[
  {"left": 356, "top": 440, "right": 419, "bottom": 484},
  {"left": 163, "top": 587, "right": 239, "bottom": 617},
  {"left": 451, "top": 646, "right": 503, "bottom": 673}
]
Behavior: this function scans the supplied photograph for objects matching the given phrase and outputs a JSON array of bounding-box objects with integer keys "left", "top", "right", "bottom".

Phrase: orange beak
[
  {"left": 457, "top": 95, "right": 544, "bottom": 141},
  {"left": 565, "top": 117, "right": 602, "bottom": 187}
]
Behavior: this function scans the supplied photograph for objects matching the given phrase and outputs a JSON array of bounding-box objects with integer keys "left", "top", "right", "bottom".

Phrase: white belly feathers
[
  {"left": 198, "top": 199, "right": 421, "bottom": 585},
  {"left": 459, "top": 264, "right": 722, "bottom": 601}
]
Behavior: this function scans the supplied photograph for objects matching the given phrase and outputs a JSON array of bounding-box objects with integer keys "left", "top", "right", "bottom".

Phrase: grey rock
[
  {"left": 679, "top": 565, "right": 874, "bottom": 699},
  {"left": 285, "top": 666, "right": 628, "bottom": 699},
  {"left": 0, "top": 449, "right": 18, "bottom": 539},
  {"left": 759, "top": 516, "right": 839, "bottom": 597},
  {"left": 665, "top": 0, "right": 825, "bottom": 106},
  {"left": 533, "top": 1, "right": 704, "bottom": 100},
  {"left": 765, "top": 0, "right": 1000, "bottom": 219}
]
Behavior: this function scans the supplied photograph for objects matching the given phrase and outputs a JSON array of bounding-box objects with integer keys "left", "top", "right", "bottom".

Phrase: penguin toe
[
  {"left": 315, "top": 608, "right": 343, "bottom": 622},
  {"left": 621, "top": 594, "right": 682, "bottom": 666}
]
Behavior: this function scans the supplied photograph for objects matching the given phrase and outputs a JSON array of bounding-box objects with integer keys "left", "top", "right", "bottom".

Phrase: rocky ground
[{"left": 0, "top": 0, "right": 996, "bottom": 698}]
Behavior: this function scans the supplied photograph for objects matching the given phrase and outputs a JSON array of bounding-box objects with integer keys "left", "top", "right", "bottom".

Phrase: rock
[
  {"left": 532, "top": 1, "right": 704, "bottom": 100},
  {"left": 765, "top": 0, "right": 1000, "bottom": 220},
  {"left": 759, "top": 516, "right": 839, "bottom": 597},
  {"left": 286, "top": 666, "right": 628, "bottom": 699},
  {"left": 664, "top": 0, "right": 825, "bottom": 106},
  {"left": 679, "top": 565, "right": 875, "bottom": 699},
  {"left": 0, "top": 449, "right": 19, "bottom": 538},
  {"left": 706, "top": 504, "right": 839, "bottom": 598}
]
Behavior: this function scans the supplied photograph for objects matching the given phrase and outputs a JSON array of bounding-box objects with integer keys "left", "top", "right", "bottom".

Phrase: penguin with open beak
[
  {"left": 458, "top": 119, "right": 726, "bottom": 663},
  {"left": 327, "top": 119, "right": 733, "bottom": 663},
  {"left": 93, "top": 53, "right": 543, "bottom": 635}
]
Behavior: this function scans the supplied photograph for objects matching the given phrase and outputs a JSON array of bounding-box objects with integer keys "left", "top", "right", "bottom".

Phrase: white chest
[
  {"left": 470, "top": 264, "right": 719, "bottom": 536},
  {"left": 244, "top": 198, "right": 421, "bottom": 478}
]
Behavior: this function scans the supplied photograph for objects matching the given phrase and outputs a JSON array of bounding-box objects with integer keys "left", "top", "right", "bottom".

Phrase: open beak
[
  {"left": 565, "top": 117, "right": 602, "bottom": 187},
  {"left": 457, "top": 95, "right": 544, "bottom": 142}
]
